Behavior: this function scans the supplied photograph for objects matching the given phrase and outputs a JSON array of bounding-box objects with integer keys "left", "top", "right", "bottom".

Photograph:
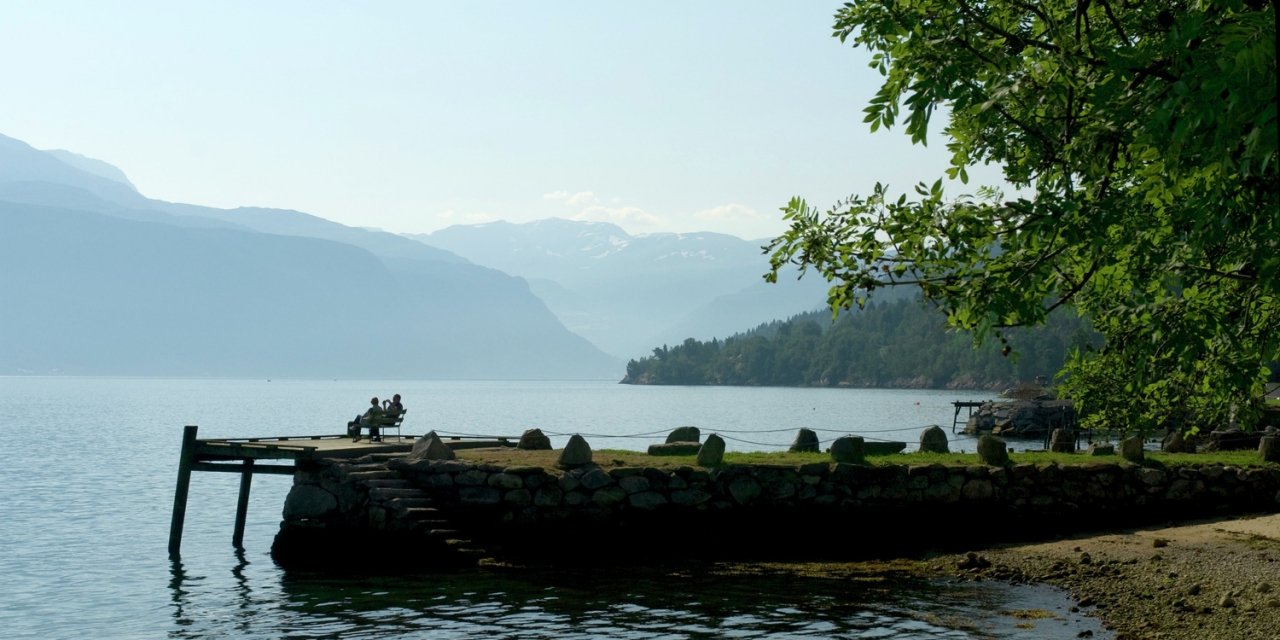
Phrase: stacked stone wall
[{"left": 277, "top": 458, "right": 1280, "bottom": 566}]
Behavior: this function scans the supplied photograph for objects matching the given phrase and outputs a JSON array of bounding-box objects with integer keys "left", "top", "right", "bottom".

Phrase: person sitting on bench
[
  {"left": 383, "top": 393, "right": 403, "bottom": 413},
  {"left": 347, "top": 396, "right": 384, "bottom": 442}
]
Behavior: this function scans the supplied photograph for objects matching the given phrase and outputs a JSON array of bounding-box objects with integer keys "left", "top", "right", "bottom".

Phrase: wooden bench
[{"left": 350, "top": 409, "right": 406, "bottom": 442}]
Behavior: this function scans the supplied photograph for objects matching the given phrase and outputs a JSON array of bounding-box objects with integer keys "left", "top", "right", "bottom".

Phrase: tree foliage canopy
[{"left": 768, "top": 0, "right": 1277, "bottom": 432}]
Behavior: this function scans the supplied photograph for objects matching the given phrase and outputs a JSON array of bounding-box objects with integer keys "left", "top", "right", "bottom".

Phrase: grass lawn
[{"left": 455, "top": 446, "right": 1273, "bottom": 470}]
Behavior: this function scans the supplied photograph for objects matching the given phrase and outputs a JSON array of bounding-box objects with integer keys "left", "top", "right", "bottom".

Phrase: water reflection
[
  {"left": 168, "top": 559, "right": 193, "bottom": 629},
  {"left": 232, "top": 549, "right": 255, "bottom": 637},
  {"left": 264, "top": 566, "right": 1103, "bottom": 639},
  {"left": 162, "top": 556, "right": 1108, "bottom": 639}
]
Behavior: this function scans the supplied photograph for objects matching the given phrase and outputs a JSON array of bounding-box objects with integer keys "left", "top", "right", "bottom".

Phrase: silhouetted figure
[
  {"left": 383, "top": 393, "right": 403, "bottom": 413},
  {"left": 347, "top": 396, "right": 383, "bottom": 442}
]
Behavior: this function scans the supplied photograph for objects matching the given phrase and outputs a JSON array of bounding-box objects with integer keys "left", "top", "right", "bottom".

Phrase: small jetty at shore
[
  {"left": 955, "top": 382, "right": 1076, "bottom": 440},
  {"left": 166, "top": 426, "right": 515, "bottom": 555},
  {"left": 168, "top": 424, "right": 1280, "bottom": 572}
]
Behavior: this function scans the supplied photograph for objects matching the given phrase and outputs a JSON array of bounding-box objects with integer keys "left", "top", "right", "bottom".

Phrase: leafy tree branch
[{"left": 768, "top": 0, "right": 1278, "bottom": 433}]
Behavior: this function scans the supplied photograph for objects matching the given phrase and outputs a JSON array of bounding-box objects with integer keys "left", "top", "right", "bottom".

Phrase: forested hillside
[{"left": 621, "top": 298, "right": 1100, "bottom": 389}]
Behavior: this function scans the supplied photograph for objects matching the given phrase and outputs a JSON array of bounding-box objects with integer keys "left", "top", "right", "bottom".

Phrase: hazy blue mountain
[
  {"left": 0, "top": 134, "right": 149, "bottom": 208},
  {"left": 411, "top": 219, "right": 829, "bottom": 358},
  {"left": 0, "top": 135, "right": 618, "bottom": 378},
  {"left": 44, "top": 149, "right": 137, "bottom": 189},
  {"left": 0, "top": 181, "right": 249, "bottom": 230}
]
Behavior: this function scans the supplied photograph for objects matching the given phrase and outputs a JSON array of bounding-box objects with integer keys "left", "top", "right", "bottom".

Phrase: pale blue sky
[{"left": 3, "top": 1, "right": 1001, "bottom": 240}]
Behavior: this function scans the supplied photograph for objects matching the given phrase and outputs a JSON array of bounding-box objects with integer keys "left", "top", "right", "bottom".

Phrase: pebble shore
[{"left": 932, "top": 513, "right": 1280, "bottom": 639}]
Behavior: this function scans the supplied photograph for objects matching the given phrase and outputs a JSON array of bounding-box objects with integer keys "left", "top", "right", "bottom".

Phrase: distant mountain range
[
  {"left": 0, "top": 133, "right": 617, "bottom": 378},
  {"left": 409, "top": 220, "right": 829, "bottom": 359}
]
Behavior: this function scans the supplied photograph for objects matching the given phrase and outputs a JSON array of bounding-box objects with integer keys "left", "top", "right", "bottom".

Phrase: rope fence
[{"left": 433, "top": 425, "right": 937, "bottom": 447}]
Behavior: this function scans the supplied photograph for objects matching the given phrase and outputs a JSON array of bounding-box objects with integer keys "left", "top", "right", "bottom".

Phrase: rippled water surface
[{"left": 0, "top": 377, "right": 1106, "bottom": 639}]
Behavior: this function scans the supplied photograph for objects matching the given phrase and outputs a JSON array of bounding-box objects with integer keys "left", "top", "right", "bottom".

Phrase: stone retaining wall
[
  {"left": 399, "top": 459, "right": 1280, "bottom": 518},
  {"left": 274, "top": 457, "right": 1280, "bottom": 568}
]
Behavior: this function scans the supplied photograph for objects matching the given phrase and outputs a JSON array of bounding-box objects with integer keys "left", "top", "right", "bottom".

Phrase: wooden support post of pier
[
  {"left": 168, "top": 425, "right": 199, "bottom": 557},
  {"left": 951, "top": 401, "right": 986, "bottom": 434},
  {"left": 232, "top": 459, "right": 255, "bottom": 548}
]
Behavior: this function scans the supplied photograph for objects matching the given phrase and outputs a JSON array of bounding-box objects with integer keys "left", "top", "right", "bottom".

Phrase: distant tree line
[{"left": 622, "top": 298, "right": 1100, "bottom": 390}]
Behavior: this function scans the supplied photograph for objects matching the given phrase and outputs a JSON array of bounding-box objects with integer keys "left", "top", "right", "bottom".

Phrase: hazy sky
[{"left": 3, "top": 1, "right": 1002, "bottom": 240}]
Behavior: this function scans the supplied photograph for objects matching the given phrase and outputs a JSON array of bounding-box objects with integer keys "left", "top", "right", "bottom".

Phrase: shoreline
[{"left": 927, "top": 512, "right": 1280, "bottom": 639}]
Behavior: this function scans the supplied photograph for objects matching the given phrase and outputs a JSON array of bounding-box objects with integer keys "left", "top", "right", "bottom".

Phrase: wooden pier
[
  {"left": 167, "top": 425, "right": 514, "bottom": 556},
  {"left": 951, "top": 400, "right": 988, "bottom": 433}
]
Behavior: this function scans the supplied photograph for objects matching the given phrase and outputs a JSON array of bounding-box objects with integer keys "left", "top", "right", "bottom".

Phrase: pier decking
[
  {"left": 167, "top": 426, "right": 514, "bottom": 556},
  {"left": 951, "top": 400, "right": 987, "bottom": 433}
]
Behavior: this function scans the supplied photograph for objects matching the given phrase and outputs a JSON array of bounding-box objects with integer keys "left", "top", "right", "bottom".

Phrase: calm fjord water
[{"left": 0, "top": 377, "right": 1105, "bottom": 639}]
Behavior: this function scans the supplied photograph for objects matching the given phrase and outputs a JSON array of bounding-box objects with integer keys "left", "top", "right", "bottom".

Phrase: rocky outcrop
[{"left": 965, "top": 400, "right": 1075, "bottom": 439}]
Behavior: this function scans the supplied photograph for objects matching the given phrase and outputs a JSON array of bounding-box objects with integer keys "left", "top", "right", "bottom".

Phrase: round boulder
[
  {"left": 1086, "top": 442, "right": 1115, "bottom": 456},
  {"left": 410, "top": 433, "right": 455, "bottom": 461},
  {"left": 518, "top": 428, "right": 552, "bottom": 450},
  {"left": 410, "top": 431, "right": 434, "bottom": 458},
  {"left": 666, "top": 426, "right": 701, "bottom": 444},
  {"left": 830, "top": 436, "right": 866, "bottom": 464},
  {"left": 1260, "top": 436, "right": 1280, "bottom": 463},
  {"left": 919, "top": 425, "right": 949, "bottom": 453},
  {"left": 1120, "top": 436, "right": 1145, "bottom": 462},
  {"left": 1163, "top": 430, "right": 1196, "bottom": 453},
  {"left": 1049, "top": 428, "right": 1076, "bottom": 453},
  {"left": 977, "top": 435, "right": 1009, "bottom": 466},
  {"left": 789, "top": 428, "right": 820, "bottom": 453},
  {"left": 697, "top": 433, "right": 726, "bottom": 467},
  {"left": 557, "top": 434, "right": 593, "bottom": 468}
]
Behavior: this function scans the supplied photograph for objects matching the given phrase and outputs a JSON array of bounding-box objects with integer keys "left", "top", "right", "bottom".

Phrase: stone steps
[
  {"left": 369, "top": 487, "right": 429, "bottom": 500},
  {"left": 347, "top": 462, "right": 391, "bottom": 473},
  {"left": 348, "top": 470, "right": 400, "bottom": 481},
  {"left": 452, "top": 547, "right": 489, "bottom": 560},
  {"left": 402, "top": 506, "right": 444, "bottom": 520},
  {"left": 389, "top": 498, "right": 436, "bottom": 512},
  {"left": 348, "top": 468, "right": 495, "bottom": 567}
]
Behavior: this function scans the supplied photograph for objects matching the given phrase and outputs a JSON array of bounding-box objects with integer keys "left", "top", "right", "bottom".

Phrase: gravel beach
[{"left": 931, "top": 513, "right": 1280, "bottom": 639}]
